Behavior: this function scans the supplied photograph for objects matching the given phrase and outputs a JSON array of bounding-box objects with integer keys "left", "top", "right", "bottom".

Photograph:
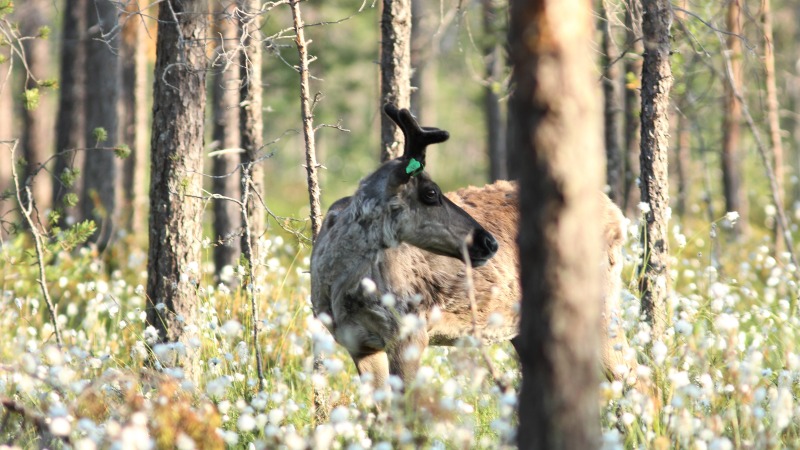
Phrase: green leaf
[
  {"left": 64, "top": 193, "right": 78, "bottom": 207},
  {"left": 0, "top": 1, "right": 14, "bottom": 18},
  {"left": 37, "top": 25, "right": 50, "bottom": 39},
  {"left": 114, "top": 144, "right": 131, "bottom": 159},
  {"left": 22, "top": 88, "right": 39, "bottom": 111},
  {"left": 92, "top": 127, "right": 108, "bottom": 143}
]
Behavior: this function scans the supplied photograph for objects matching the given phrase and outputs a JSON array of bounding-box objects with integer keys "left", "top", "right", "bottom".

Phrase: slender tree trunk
[
  {"left": 20, "top": 0, "right": 53, "bottom": 216},
  {"left": 623, "top": 0, "right": 643, "bottom": 216},
  {"left": 82, "top": 0, "right": 120, "bottom": 249},
  {"left": 509, "top": 0, "right": 603, "bottom": 447},
  {"left": 146, "top": 0, "right": 208, "bottom": 377},
  {"left": 675, "top": 112, "right": 690, "bottom": 218},
  {"left": 602, "top": 0, "right": 623, "bottom": 204},
  {"left": 53, "top": 0, "right": 87, "bottom": 222},
  {"left": 639, "top": 0, "right": 673, "bottom": 341},
  {"left": 722, "top": 0, "right": 747, "bottom": 235},
  {"left": 211, "top": 2, "right": 241, "bottom": 274},
  {"left": 239, "top": 0, "right": 266, "bottom": 258},
  {"left": 409, "top": 0, "right": 425, "bottom": 120},
  {"left": 0, "top": 31, "right": 14, "bottom": 237},
  {"left": 762, "top": 0, "right": 783, "bottom": 227},
  {"left": 380, "top": 0, "right": 411, "bottom": 162},
  {"left": 120, "top": 1, "right": 148, "bottom": 235},
  {"left": 483, "top": 0, "right": 506, "bottom": 182}
]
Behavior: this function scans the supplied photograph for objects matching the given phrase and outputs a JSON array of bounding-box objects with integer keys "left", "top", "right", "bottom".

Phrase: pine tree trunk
[
  {"left": 762, "top": 0, "right": 783, "bottom": 218},
  {"left": 675, "top": 112, "right": 690, "bottom": 218},
  {"left": 146, "top": 0, "right": 208, "bottom": 375},
  {"left": 82, "top": 0, "right": 119, "bottom": 249},
  {"left": 722, "top": 0, "right": 747, "bottom": 235},
  {"left": 623, "top": 0, "right": 643, "bottom": 216},
  {"left": 120, "top": 0, "right": 148, "bottom": 235},
  {"left": 239, "top": 0, "right": 266, "bottom": 258},
  {"left": 0, "top": 32, "right": 13, "bottom": 238},
  {"left": 483, "top": 0, "right": 506, "bottom": 182},
  {"left": 409, "top": 0, "right": 426, "bottom": 120},
  {"left": 509, "top": 0, "right": 603, "bottom": 447},
  {"left": 212, "top": 2, "right": 242, "bottom": 274},
  {"left": 639, "top": 0, "right": 673, "bottom": 341},
  {"left": 53, "top": 0, "right": 87, "bottom": 223},
  {"left": 20, "top": 0, "right": 53, "bottom": 215},
  {"left": 602, "top": 0, "right": 623, "bottom": 204},
  {"left": 380, "top": 0, "right": 411, "bottom": 162}
]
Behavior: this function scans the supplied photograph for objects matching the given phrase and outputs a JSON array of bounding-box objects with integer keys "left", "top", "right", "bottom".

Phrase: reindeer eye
[{"left": 421, "top": 187, "right": 439, "bottom": 205}]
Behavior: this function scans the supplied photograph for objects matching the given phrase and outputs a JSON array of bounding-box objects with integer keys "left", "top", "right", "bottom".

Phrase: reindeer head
[{"left": 349, "top": 104, "right": 498, "bottom": 267}]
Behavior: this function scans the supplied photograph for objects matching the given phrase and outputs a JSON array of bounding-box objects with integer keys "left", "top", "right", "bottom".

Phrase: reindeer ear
[{"left": 382, "top": 103, "right": 449, "bottom": 174}]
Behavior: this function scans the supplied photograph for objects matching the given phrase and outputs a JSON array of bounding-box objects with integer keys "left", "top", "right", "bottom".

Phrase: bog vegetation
[{"left": 2, "top": 0, "right": 800, "bottom": 449}]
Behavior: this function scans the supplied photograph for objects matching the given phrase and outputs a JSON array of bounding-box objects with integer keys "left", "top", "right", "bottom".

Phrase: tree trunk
[
  {"left": 483, "top": 0, "right": 506, "bottom": 182},
  {"left": 120, "top": 0, "right": 149, "bottom": 235},
  {"left": 380, "top": 0, "right": 411, "bottom": 162},
  {"left": 53, "top": 0, "right": 87, "bottom": 223},
  {"left": 146, "top": 0, "right": 208, "bottom": 375},
  {"left": 211, "top": 2, "right": 242, "bottom": 274},
  {"left": 0, "top": 34, "right": 13, "bottom": 238},
  {"left": 602, "top": 0, "right": 623, "bottom": 204},
  {"left": 675, "top": 112, "right": 690, "bottom": 218},
  {"left": 623, "top": 0, "right": 643, "bottom": 217},
  {"left": 409, "top": 0, "right": 426, "bottom": 120},
  {"left": 239, "top": 0, "right": 266, "bottom": 259},
  {"left": 638, "top": 0, "right": 673, "bottom": 342},
  {"left": 762, "top": 0, "right": 784, "bottom": 235},
  {"left": 509, "top": 0, "right": 603, "bottom": 447},
  {"left": 19, "top": 0, "right": 53, "bottom": 216},
  {"left": 721, "top": 0, "right": 747, "bottom": 235},
  {"left": 82, "top": 0, "right": 120, "bottom": 249}
]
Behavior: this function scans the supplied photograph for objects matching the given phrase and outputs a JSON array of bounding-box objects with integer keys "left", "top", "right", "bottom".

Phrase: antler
[{"left": 383, "top": 104, "right": 449, "bottom": 166}]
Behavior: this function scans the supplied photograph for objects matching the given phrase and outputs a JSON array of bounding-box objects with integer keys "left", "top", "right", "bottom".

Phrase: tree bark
[
  {"left": 0, "top": 31, "right": 13, "bottom": 238},
  {"left": 639, "top": 0, "right": 673, "bottom": 341},
  {"left": 509, "top": 0, "right": 603, "bottom": 447},
  {"left": 53, "top": 0, "right": 87, "bottom": 223},
  {"left": 19, "top": 0, "right": 53, "bottom": 215},
  {"left": 120, "top": 1, "right": 149, "bottom": 235},
  {"left": 762, "top": 0, "right": 784, "bottom": 222},
  {"left": 623, "top": 0, "right": 643, "bottom": 216},
  {"left": 380, "top": 0, "right": 411, "bottom": 162},
  {"left": 675, "top": 112, "right": 690, "bottom": 218},
  {"left": 82, "top": 0, "right": 120, "bottom": 249},
  {"left": 146, "top": 0, "right": 208, "bottom": 374},
  {"left": 721, "top": 0, "right": 747, "bottom": 235},
  {"left": 239, "top": 0, "right": 266, "bottom": 258},
  {"left": 602, "top": 0, "right": 623, "bottom": 204},
  {"left": 211, "top": 2, "right": 242, "bottom": 274},
  {"left": 483, "top": 0, "right": 506, "bottom": 182}
]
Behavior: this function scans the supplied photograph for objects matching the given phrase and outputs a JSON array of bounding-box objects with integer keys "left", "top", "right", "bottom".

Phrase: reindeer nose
[{"left": 475, "top": 229, "right": 498, "bottom": 254}]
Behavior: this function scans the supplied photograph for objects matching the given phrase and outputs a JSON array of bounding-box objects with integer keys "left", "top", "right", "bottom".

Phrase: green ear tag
[{"left": 405, "top": 157, "right": 423, "bottom": 176}]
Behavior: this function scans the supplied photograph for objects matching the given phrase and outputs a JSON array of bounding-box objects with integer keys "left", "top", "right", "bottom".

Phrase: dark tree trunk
[
  {"left": 82, "top": 0, "right": 120, "bottom": 249},
  {"left": 53, "top": 0, "right": 87, "bottom": 222},
  {"left": 638, "top": 0, "right": 673, "bottom": 341},
  {"left": 602, "top": 1, "right": 623, "bottom": 204},
  {"left": 20, "top": 0, "right": 53, "bottom": 215},
  {"left": 483, "top": 0, "right": 506, "bottom": 182},
  {"left": 120, "top": 0, "right": 149, "bottom": 235},
  {"left": 509, "top": 0, "right": 603, "bottom": 447},
  {"left": 380, "top": 0, "right": 411, "bottom": 162},
  {"left": 721, "top": 0, "right": 747, "bottom": 236},
  {"left": 622, "top": 0, "right": 643, "bottom": 216},
  {"left": 146, "top": 0, "right": 208, "bottom": 374},
  {"left": 212, "top": 2, "right": 242, "bottom": 273},
  {"left": 239, "top": 0, "right": 265, "bottom": 258}
]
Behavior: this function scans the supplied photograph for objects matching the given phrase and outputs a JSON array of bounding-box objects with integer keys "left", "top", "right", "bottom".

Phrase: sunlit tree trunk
[
  {"left": 53, "top": 0, "right": 87, "bottom": 223},
  {"left": 675, "top": 112, "right": 691, "bottom": 218},
  {"left": 762, "top": 0, "right": 783, "bottom": 237},
  {"left": 380, "top": 0, "right": 411, "bottom": 161},
  {"left": 623, "top": 0, "right": 643, "bottom": 216},
  {"left": 147, "top": 0, "right": 208, "bottom": 378},
  {"left": 239, "top": 0, "right": 265, "bottom": 258},
  {"left": 120, "top": 1, "right": 149, "bottom": 235},
  {"left": 19, "top": 0, "right": 53, "bottom": 216},
  {"left": 602, "top": 0, "right": 623, "bottom": 204},
  {"left": 509, "top": 0, "right": 603, "bottom": 447},
  {"left": 0, "top": 27, "right": 14, "bottom": 237},
  {"left": 82, "top": 0, "right": 120, "bottom": 249},
  {"left": 722, "top": 0, "right": 747, "bottom": 236},
  {"left": 639, "top": 0, "right": 673, "bottom": 341},
  {"left": 212, "top": 1, "right": 242, "bottom": 274}
]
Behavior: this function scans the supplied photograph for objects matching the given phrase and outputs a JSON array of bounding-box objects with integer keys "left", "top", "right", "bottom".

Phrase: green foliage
[
  {"left": 52, "top": 220, "right": 97, "bottom": 251},
  {"left": 36, "top": 25, "right": 50, "bottom": 39},
  {"left": 37, "top": 78, "right": 58, "bottom": 89},
  {"left": 92, "top": 127, "right": 108, "bottom": 144},
  {"left": 59, "top": 166, "right": 80, "bottom": 188},
  {"left": 63, "top": 192, "right": 78, "bottom": 207},
  {"left": 114, "top": 144, "right": 131, "bottom": 159},
  {"left": 0, "top": 1, "right": 12, "bottom": 18},
  {"left": 22, "top": 88, "right": 39, "bottom": 110}
]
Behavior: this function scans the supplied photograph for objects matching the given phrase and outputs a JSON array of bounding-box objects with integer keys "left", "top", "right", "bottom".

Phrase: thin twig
[
  {"left": 240, "top": 165, "right": 265, "bottom": 391},
  {"left": 6, "top": 140, "right": 64, "bottom": 347}
]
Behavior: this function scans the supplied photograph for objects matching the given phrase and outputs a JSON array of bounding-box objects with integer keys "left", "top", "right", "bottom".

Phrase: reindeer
[{"left": 311, "top": 104, "right": 635, "bottom": 387}]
